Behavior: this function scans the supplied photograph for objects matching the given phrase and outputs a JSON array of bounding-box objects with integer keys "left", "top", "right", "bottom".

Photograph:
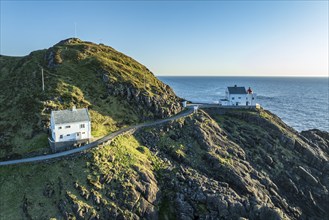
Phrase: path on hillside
[{"left": 0, "top": 107, "right": 194, "bottom": 166}]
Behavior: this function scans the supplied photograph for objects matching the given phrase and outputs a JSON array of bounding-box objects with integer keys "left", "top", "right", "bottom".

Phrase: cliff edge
[{"left": 0, "top": 39, "right": 328, "bottom": 219}]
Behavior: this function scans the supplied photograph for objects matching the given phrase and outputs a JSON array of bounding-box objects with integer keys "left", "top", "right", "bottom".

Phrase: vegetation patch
[
  {"left": 0, "top": 38, "right": 180, "bottom": 158},
  {"left": 0, "top": 133, "right": 164, "bottom": 219}
]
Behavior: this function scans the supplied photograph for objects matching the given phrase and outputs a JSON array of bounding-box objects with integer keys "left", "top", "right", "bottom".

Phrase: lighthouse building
[{"left": 220, "top": 85, "right": 257, "bottom": 106}]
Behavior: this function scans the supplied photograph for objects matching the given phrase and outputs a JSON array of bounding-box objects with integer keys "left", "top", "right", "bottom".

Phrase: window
[
  {"left": 77, "top": 133, "right": 80, "bottom": 136},
  {"left": 58, "top": 126, "right": 62, "bottom": 130},
  {"left": 67, "top": 134, "right": 70, "bottom": 136},
  {"left": 238, "top": 97, "right": 241, "bottom": 99},
  {"left": 82, "top": 132, "right": 86, "bottom": 134},
  {"left": 80, "top": 124, "right": 85, "bottom": 129},
  {"left": 252, "top": 97, "right": 255, "bottom": 100},
  {"left": 60, "top": 135, "right": 63, "bottom": 139},
  {"left": 65, "top": 125, "right": 71, "bottom": 128},
  {"left": 232, "top": 97, "right": 235, "bottom": 100}
]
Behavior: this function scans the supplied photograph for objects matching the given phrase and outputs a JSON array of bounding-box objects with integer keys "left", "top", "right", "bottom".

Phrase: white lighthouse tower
[{"left": 246, "top": 87, "right": 257, "bottom": 106}]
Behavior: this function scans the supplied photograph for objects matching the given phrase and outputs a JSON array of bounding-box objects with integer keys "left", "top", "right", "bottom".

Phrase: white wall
[
  {"left": 246, "top": 93, "right": 257, "bottom": 106},
  {"left": 51, "top": 121, "right": 91, "bottom": 142},
  {"left": 224, "top": 88, "right": 257, "bottom": 106},
  {"left": 228, "top": 94, "right": 247, "bottom": 106}
]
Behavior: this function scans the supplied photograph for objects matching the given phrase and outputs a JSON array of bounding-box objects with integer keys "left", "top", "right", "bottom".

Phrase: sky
[{"left": 0, "top": 1, "right": 328, "bottom": 77}]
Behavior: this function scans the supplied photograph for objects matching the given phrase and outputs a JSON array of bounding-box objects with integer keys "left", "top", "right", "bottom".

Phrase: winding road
[{"left": 0, "top": 107, "right": 194, "bottom": 166}]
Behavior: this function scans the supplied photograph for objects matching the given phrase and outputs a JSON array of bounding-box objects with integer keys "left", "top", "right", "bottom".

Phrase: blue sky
[{"left": 0, "top": 1, "right": 328, "bottom": 76}]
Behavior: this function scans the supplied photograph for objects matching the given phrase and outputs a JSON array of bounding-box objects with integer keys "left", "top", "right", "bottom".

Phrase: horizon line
[{"left": 156, "top": 75, "right": 329, "bottom": 78}]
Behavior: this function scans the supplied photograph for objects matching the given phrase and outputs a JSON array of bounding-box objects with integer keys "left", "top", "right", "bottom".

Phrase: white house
[
  {"left": 220, "top": 85, "right": 257, "bottom": 106},
  {"left": 49, "top": 107, "right": 91, "bottom": 152}
]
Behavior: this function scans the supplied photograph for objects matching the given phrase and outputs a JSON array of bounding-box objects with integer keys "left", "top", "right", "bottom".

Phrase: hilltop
[
  {"left": 0, "top": 38, "right": 182, "bottom": 159},
  {"left": 0, "top": 39, "right": 328, "bottom": 220}
]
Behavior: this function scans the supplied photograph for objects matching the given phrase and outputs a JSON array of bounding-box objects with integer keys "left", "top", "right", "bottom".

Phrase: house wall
[
  {"left": 223, "top": 88, "right": 258, "bottom": 106},
  {"left": 227, "top": 94, "right": 247, "bottom": 106},
  {"left": 48, "top": 137, "right": 91, "bottom": 153},
  {"left": 51, "top": 121, "right": 91, "bottom": 143}
]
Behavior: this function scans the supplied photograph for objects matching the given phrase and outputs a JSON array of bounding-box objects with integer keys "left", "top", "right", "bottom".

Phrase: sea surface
[{"left": 159, "top": 76, "right": 329, "bottom": 132}]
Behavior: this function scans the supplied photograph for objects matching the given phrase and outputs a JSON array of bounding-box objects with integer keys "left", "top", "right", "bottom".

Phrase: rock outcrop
[
  {"left": 103, "top": 77, "right": 182, "bottom": 119},
  {"left": 135, "top": 108, "right": 329, "bottom": 219}
]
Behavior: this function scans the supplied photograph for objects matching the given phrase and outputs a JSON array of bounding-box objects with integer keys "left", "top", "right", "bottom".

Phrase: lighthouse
[
  {"left": 220, "top": 86, "right": 258, "bottom": 106},
  {"left": 246, "top": 87, "right": 257, "bottom": 106}
]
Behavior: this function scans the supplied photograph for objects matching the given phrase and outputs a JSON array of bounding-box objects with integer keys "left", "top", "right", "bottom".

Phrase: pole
[{"left": 42, "top": 68, "right": 44, "bottom": 91}]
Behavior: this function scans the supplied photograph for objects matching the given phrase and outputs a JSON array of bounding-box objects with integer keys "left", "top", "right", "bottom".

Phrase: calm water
[{"left": 159, "top": 76, "right": 329, "bottom": 132}]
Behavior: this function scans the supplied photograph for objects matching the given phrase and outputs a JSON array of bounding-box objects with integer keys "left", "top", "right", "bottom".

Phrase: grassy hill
[
  {"left": 0, "top": 39, "right": 328, "bottom": 220},
  {"left": 0, "top": 38, "right": 181, "bottom": 159}
]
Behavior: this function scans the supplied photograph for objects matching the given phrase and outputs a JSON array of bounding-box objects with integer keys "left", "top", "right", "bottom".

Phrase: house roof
[
  {"left": 52, "top": 108, "right": 90, "bottom": 125},
  {"left": 227, "top": 86, "right": 247, "bottom": 94}
]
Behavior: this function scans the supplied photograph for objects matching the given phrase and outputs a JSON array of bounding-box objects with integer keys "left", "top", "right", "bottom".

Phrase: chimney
[{"left": 72, "top": 105, "right": 77, "bottom": 111}]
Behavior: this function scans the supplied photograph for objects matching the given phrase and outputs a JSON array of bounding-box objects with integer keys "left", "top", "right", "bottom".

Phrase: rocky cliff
[
  {"left": 134, "top": 108, "right": 329, "bottom": 219},
  {"left": 0, "top": 39, "right": 328, "bottom": 220}
]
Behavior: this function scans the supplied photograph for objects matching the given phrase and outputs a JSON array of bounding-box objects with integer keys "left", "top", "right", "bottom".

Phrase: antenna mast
[{"left": 41, "top": 68, "right": 45, "bottom": 91}]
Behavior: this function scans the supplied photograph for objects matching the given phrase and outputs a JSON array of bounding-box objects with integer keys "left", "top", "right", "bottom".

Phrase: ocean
[{"left": 159, "top": 76, "right": 329, "bottom": 132}]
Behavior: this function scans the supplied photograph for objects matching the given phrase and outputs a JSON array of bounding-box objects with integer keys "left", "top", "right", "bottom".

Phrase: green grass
[
  {"left": 206, "top": 108, "right": 301, "bottom": 176},
  {"left": 0, "top": 156, "right": 88, "bottom": 219},
  {"left": 11, "top": 133, "right": 49, "bottom": 155},
  {"left": 215, "top": 153, "right": 234, "bottom": 166},
  {"left": 0, "top": 38, "right": 179, "bottom": 158},
  {"left": 0, "top": 133, "right": 164, "bottom": 219}
]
